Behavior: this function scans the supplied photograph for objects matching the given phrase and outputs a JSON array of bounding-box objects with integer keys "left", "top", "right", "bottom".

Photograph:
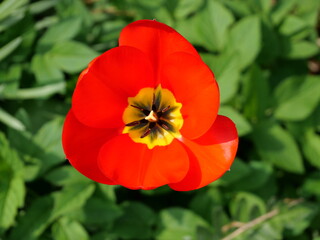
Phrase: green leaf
[
  {"left": 219, "top": 106, "right": 252, "bottom": 136},
  {"left": 157, "top": 208, "right": 211, "bottom": 240},
  {"left": 0, "top": 64, "right": 21, "bottom": 96},
  {"left": 56, "top": 0, "right": 92, "bottom": 27},
  {"left": 228, "top": 15, "right": 261, "bottom": 69},
  {"left": 174, "top": 0, "right": 203, "bottom": 19},
  {"left": 272, "top": 203, "right": 318, "bottom": 236},
  {"left": 113, "top": 202, "right": 156, "bottom": 239},
  {"left": 209, "top": 63, "right": 241, "bottom": 102},
  {"left": 247, "top": 0, "right": 272, "bottom": 13},
  {"left": 0, "top": 11, "right": 24, "bottom": 33},
  {"left": 38, "top": 17, "right": 81, "bottom": 49},
  {"left": 302, "top": 129, "right": 320, "bottom": 169},
  {"left": 126, "top": 0, "right": 170, "bottom": 25},
  {"left": 9, "top": 196, "right": 54, "bottom": 240},
  {"left": 0, "top": 173, "right": 24, "bottom": 233},
  {"left": 219, "top": 0, "right": 252, "bottom": 17},
  {"left": 45, "top": 166, "right": 90, "bottom": 186},
  {"left": 0, "top": 37, "right": 22, "bottom": 61},
  {"left": 295, "top": 0, "right": 320, "bottom": 27},
  {"left": 4, "top": 82, "right": 66, "bottom": 99},
  {"left": 274, "top": 75, "right": 320, "bottom": 121},
  {"left": 10, "top": 183, "right": 94, "bottom": 240},
  {"left": 196, "top": 227, "right": 214, "bottom": 240},
  {"left": 219, "top": 159, "right": 251, "bottom": 185},
  {"left": 282, "top": 40, "right": 319, "bottom": 59},
  {"left": 202, "top": 51, "right": 241, "bottom": 103},
  {"left": 193, "top": 1, "right": 234, "bottom": 51},
  {"left": 313, "top": 105, "right": 320, "bottom": 131},
  {"left": 35, "top": 16, "right": 59, "bottom": 30},
  {"left": 0, "top": 108, "right": 25, "bottom": 131},
  {"left": 48, "top": 41, "right": 98, "bottom": 73},
  {"left": 7, "top": 116, "right": 65, "bottom": 180},
  {"left": 83, "top": 197, "right": 122, "bottom": 226},
  {"left": 98, "top": 19, "right": 126, "bottom": 49},
  {"left": 258, "top": 18, "right": 281, "bottom": 64},
  {"left": 230, "top": 192, "right": 267, "bottom": 222},
  {"left": 31, "top": 117, "right": 66, "bottom": 175},
  {"left": 96, "top": 184, "right": 117, "bottom": 202},
  {"left": 241, "top": 65, "right": 270, "bottom": 121},
  {"left": 279, "top": 16, "right": 311, "bottom": 40},
  {"left": 302, "top": 172, "right": 320, "bottom": 197},
  {"left": 29, "top": 0, "right": 56, "bottom": 14},
  {"left": 274, "top": 75, "right": 302, "bottom": 104},
  {"left": 0, "top": 135, "right": 25, "bottom": 233},
  {"left": 0, "top": 132, "right": 24, "bottom": 173},
  {"left": 190, "top": 188, "right": 223, "bottom": 217},
  {"left": 271, "top": 0, "right": 298, "bottom": 24},
  {"left": 33, "top": 117, "right": 64, "bottom": 159},
  {"left": 235, "top": 219, "right": 282, "bottom": 240},
  {"left": 226, "top": 202, "right": 317, "bottom": 239},
  {"left": 189, "top": 187, "right": 228, "bottom": 237},
  {"left": 91, "top": 231, "right": 118, "bottom": 240},
  {"left": 0, "top": 0, "right": 28, "bottom": 21},
  {"left": 226, "top": 161, "right": 273, "bottom": 191},
  {"left": 51, "top": 217, "right": 89, "bottom": 240},
  {"left": 31, "top": 54, "right": 64, "bottom": 85},
  {"left": 252, "top": 120, "right": 304, "bottom": 174},
  {"left": 51, "top": 182, "right": 95, "bottom": 219}
]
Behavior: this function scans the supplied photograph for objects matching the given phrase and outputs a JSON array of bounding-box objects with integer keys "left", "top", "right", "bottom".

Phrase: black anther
[
  {"left": 161, "top": 105, "right": 170, "bottom": 113},
  {"left": 125, "top": 121, "right": 141, "bottom": 127},
  {"left": 140, "top": 128, "right": 151, "bottom": 138}
]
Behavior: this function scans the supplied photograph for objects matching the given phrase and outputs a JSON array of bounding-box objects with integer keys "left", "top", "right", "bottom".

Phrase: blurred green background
[{"left": 1, "top": 0, "right": 320, "bottom": 239}]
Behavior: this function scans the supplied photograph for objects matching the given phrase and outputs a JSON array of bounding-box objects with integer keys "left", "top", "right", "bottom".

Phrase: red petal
[
  {"left": 160, "top": 52, "right": 219, "bottom": 139},
  {"left": 72, "top": 68, "right": 126, "bottom": 128},
  {"left": 98, "top": 136, "right": 189, "bottom": 189},
  {"left": 169, "top": 116, "right": 238, "bottom": 191},
  {"left": 89, "top": 46, "right": 155, "bottom": 96},
  {"left": 72, "top": 46, "right": 154, "bottom": 129},
  {"left": 62, "top": 110, "right": 119, "bottom": 184},
  {"left": 119, "top": 20, "right": 200, "bottom": 74}
]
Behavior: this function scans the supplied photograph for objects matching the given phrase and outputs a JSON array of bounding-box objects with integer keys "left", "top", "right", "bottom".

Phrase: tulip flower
[{"left": 62, "top": 20, "right": 238, "bottom": 191}]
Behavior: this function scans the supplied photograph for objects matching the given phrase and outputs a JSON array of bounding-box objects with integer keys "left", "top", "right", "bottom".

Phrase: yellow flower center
[{"left": 122, "top": 85, "right": 183, "bottom": 149}]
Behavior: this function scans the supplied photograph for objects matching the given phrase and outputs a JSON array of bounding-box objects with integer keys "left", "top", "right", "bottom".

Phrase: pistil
[{"left": 145, "top": 110, "right": 158, "bottom": 122}]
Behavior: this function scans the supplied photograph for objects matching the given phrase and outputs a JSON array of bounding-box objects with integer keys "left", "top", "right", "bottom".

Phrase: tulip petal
[
  {"left": 160, "top": 52, "right": 220, "bottom": 139},
  {"left": 90, "top": 46, "right": 155, "bottom": 96},
  {"left": 62, "top": 110, "right": 118, "bottom": 184},
  {"left": 119, "top": 19, "right": 200, "bottom": 74},
  {"left": 169, "top": 115, "right": 238, "bottom": 191},
  {"left": 72, "top": 68, "right": 126, "bottom": 128},
  {"left": 98, "top": 136, "right": 189, "bottom": 189},
  {"left": 72, "top": 46, "right": 154, "bottom": 129}
]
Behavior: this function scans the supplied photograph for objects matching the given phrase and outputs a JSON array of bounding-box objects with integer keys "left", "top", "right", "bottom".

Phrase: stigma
[{"left": 145, "top": 110, "right": 158, "bottom": 122}]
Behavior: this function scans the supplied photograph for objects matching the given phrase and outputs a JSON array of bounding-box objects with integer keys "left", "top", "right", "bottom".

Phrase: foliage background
[{"left": 1, "top": 0, "right": 320, "bottom": 239}]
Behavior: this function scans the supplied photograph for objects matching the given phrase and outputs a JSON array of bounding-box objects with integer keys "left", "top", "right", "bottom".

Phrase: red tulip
[{"left": 62, "top": 20, "right": 238, "bottom": 191}]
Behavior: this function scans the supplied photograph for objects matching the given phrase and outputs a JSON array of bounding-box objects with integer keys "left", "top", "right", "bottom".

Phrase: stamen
[
  {"left": 130, "top": 105, "right": 146, "bottom": 111},
  {"left": 131, "top": 104, "right": 150, "bottom": 116},
  {"left": 161, "top": 123, "right": 169, "bottom": 130},
  {"left": 161, "top": 105, "right": 170, "bottom": 112},
  {"left": 152, "top": 93, "right": 157, "bottom": 111},
  {"left": 125, "top": 121, "right": 141, "bottom": 127},
  {"left": 140, "top": 128, "right": 151, "bottom": 138},
  {"left": 152, "top": 93, "right": 155, "bottom": 105}
]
